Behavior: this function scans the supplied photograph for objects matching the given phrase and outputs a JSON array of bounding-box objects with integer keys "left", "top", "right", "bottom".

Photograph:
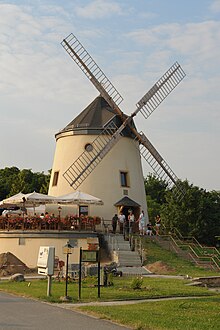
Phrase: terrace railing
[{"left": 0, "top": 215, "right": 101, "bottom": 232}]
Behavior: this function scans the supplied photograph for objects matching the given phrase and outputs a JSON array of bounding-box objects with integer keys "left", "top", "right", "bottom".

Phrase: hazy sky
[{"left": 1, "top": 0, "right": 220, "bottom": 191}]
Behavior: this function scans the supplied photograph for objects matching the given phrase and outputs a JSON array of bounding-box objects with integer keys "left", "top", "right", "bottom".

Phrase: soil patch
[
  {"left": 146, "top": 261, "right": 174, "bottom": 274},
  {"left": 0, "top": 252, "right": 36, "bottom": 277}
]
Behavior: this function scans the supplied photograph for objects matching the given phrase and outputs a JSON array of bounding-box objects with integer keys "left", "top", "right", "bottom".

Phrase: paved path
[
  {"left": 0, "top": 292, "right": 129, "bottom": 330},
  {"left": 58, "top": 295, "right": 202, "bottom": 308}
]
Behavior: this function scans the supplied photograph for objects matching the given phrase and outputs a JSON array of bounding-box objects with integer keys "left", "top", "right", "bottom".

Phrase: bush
[{"left": 131, "top": 277, "right": 143, "bottom": 290}]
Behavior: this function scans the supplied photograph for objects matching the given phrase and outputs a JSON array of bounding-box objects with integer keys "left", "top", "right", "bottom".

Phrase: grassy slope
[{"left": 142, "top": 237, "right": 220, "bottom": 277}]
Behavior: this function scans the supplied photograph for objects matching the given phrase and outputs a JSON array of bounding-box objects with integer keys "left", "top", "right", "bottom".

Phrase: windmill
[{"left": 58, "top": 34, "right": 186, "bottom": 200}]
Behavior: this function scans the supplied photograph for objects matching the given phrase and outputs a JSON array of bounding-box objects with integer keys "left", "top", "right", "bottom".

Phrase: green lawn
[
  {"left": 79, "top": 296, "right": 220, "bottom": 330},
  {"left": 0, "top": 237, "right": 220, "bottom": 329},
  {"left": 0, "top": 276, "right": 216, "bottom": 303}
]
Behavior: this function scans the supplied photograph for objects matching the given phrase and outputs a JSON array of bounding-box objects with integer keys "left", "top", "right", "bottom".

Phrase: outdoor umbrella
[
  {"left": 24, "top": 191, "right": 58, "bottom": 205},
  {"left": 0, "top": 192, "right": 26, "bottom": 206},
  {"left": 57, "top": 190, "right": 103, "bottom": 205},
  {"left": 24, "top": 192, "right": 59, "bottom": 213},
  {"left": 0, "top": 191, "right": 58, "bottom": 213}
]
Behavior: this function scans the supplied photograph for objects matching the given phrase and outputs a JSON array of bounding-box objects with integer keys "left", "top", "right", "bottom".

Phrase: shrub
[{"left": 131, "top": 277, "right": 143, "bottom": 290}]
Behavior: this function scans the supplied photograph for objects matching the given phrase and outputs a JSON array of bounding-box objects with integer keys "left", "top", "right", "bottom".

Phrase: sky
[{"left": 0, "top": 0, "right": 220, "bottom": 192}]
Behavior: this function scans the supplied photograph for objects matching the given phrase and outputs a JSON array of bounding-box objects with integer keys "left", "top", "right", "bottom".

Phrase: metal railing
[{"left": 158, "top": 225, "right": 220, "bottom": 270}]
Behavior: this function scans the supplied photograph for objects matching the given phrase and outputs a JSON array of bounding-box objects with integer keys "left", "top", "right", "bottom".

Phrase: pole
[
  {"left": 78, "top": 248, "right": 82, "bottom": 300},
  {"left": 47, "top": 275, "right": 52, "bottom": 297},
  {"left": 65, "top": 253, "right": 69, "bottom": 297},
  {"left": 97, "top": 250, "right": 100, "bottom": 298}
]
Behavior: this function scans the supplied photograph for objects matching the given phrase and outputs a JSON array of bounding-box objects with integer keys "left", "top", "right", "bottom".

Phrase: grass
[
  {"left": 79, "top": 296, "right": 220, "bottom": 330},
  {"left": 0, "top": 237, "right": 220, "bottom": 329},
  {"left": 0, "top": 276, "right": 216, "bottom": 303},
  {"left": 142, "top": 237, "right": 220, "bottom": 277}
]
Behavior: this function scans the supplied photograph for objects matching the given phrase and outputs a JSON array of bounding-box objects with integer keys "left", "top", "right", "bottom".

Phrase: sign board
[
  {"left": 81, "top": 250, "right": 98, "bottom": 262},
  {"left": 37, "top": 246, "right": 55, "bottom": 276},
  {"left": 79, "top": 205, "right": 88, "bottom": 215}
]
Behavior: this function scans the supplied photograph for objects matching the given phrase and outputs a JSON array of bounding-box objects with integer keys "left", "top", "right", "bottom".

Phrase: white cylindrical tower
[{"left": 48, "top": 96, "right": 148, "bottom": 221}]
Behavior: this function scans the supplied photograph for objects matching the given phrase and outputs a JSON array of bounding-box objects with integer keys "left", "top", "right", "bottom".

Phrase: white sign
[{"left": 37, "top": 246, "right": 55, "bottom": 276}]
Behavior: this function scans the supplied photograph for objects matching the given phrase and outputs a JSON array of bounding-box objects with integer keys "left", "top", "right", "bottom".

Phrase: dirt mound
[
  {"left": 146, "top": 261, "right": 174, "bottom": 274},
  {"left": 0, "top": 252, "right": 31, "bottom": 277}
]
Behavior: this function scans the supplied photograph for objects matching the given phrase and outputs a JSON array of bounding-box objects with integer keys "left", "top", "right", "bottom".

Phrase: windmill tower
[{"left": 48, "top": 34, "right": 186, "bottom": 221}]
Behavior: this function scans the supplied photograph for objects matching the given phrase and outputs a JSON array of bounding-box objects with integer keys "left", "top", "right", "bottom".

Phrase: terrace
[{"left": 0, "top": 214, "right": 101, "bottom": 232}]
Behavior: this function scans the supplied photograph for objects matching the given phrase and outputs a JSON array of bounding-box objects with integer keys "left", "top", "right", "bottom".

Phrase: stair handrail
[
  {"left": 161, "top": 225, "right": 220, "bottom": 257},
  {"left": 162, "top": 230, "right": 220, "bottom": 270}
]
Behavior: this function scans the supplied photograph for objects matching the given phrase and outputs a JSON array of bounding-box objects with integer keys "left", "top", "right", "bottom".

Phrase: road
[{"left": 0, "top": 292, "right": 130, "bottom": 330}]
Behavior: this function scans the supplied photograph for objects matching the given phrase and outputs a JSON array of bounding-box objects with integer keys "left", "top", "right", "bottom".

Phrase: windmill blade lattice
[
  {"left": 133, "top": 62, "right": 186, "bottom": 120},
  {"left": 61, "top": 33, "right": 123, "bottom": 116},
  {"left": 136, "top": 132, "right": 185, "bottom": 200},
  {"left": 63, "top": 119, "right": 125, "bottom": 189}
]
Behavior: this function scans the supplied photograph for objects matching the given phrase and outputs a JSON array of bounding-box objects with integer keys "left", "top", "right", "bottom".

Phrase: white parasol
[
  {"left": 0, "top": 192, "right": 26, "bottom": 206},
  {"left": 0, "top": 191, "right": 58, "bottom": 213},
  {"left": 57, "top": 190, "right": 103, "bottom": 205}
]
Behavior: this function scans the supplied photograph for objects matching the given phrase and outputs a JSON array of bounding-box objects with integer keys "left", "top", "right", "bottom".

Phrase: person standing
[
  {"left": 128, "top": 210, "right": 135, "bottom": 234},
  {"left": 155, "top": 215, "right": 161, "bottom": 235},
  {"left": 137, "top": 210, "right": 145, "bottom": 236},
  {"left": 112, "top": 214, "right": 118, "bottom": 234},
  {"left": 118, "top": 212, "right": 126, "bottom": 234}
]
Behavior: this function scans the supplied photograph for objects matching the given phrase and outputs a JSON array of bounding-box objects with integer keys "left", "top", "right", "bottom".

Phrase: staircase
[
  {"left": 153, "top": 235, "right": 220, "bottom": 271},
  {"left": 105, "top": 234, "right": 149, "bottom": 275},
  {"left": 107, "top": 234, "right": 141, "bottom": 267}
]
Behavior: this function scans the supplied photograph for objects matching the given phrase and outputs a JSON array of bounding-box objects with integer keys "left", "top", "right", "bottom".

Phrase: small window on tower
[
  {"left": 52, "top": 171, "right": 59, "bottom": 186},
  {"left": 85, "top": 143, "right": 93, "bottom": 152},
  {"left": 120, "top": 171, "right": 129, "bottom": 187}
]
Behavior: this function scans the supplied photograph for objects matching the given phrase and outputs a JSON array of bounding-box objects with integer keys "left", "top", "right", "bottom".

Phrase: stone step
[
  {"left": 104, "top": 234, "right": 142, "bottom": 268},
  {"left": 118, "top": 254, "right": 142, "bottom": 267},
  {"left": 117, "top": 266, "right": 150, "bottom": 276},
  {"left": 118, "top": 250, "right": 140, "bottom": 257},
  {"left": 108, "top": 244, "right": 131, "bottom": 252},
  {"left": 119, "top": 261, "right": 142, "bottom": 267}
]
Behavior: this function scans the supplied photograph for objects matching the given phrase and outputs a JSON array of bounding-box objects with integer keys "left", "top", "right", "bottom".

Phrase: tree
[
  {"left": 146, "top": 195, "right": 161, "bottom": 223},
  {"left": 161, "top": 180, "right": 220, "bottom": 245},
  {"left": 144, "top": 174, "right": 168, "bottom": 222},
  {"left": 0, "top": 167, "right": 20, "bottom": 200},
  {"left": 144, "top": 174, "right": 168, "bottom": 204},
  {"left": 0, "top": 167, "right": 51, "bottom": 200}
]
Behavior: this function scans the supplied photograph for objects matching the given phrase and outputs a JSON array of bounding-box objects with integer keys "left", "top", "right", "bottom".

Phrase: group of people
[
  {"left": 112, "top": 210, "right": 161, "bottom": 236},
  {"left": 111, "top": 210, "right": 135, "bottom": 235}
]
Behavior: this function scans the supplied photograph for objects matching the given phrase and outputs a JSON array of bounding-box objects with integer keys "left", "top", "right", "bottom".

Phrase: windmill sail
[
  {"left": 61, "top": 33, "right": 186, "bottom": 199},
  {"left": 135, "top": 132, "right": 185, "bottom": 200},
  {"left": 132, "top": 62, "right": 186, "bottom": 119},
  {"left": 61, "top": 33, "right": 123, "bottom": 117}
]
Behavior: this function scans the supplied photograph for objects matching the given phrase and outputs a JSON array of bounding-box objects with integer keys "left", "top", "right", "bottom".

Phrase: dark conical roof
[
  {"left": 114, "top": 196, "right": 140, "bottom": 207},
  {"left": 56, "top": 96, "right": 136, "bottom": 138}
]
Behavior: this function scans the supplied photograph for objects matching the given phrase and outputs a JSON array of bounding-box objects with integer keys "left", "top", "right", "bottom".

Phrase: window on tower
[
  {"left": 120, "top": 171, "right": 129, "bottom": 187},
  {"left": 52, "top": 171, "right": 59, "bottom": 186}
]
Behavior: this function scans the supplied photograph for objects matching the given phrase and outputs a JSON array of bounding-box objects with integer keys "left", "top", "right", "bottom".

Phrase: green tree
[
  {"left": 146, "top": 195, "right": 161, "bottom": 223},
  {"left": 144, "top": 174, "right": 168, "bottom": 204},
  {"left": 144, "top": 174, "right": 168, "bottom": 222},
  {"left": 0, "top": 167, "right": 20, "bottom": 200},
  {"left": 0, "top": 167, "right": 51, "bottom": 200},
  {"left": 161, "top": 180, "right": 220, "bottom": 245}
]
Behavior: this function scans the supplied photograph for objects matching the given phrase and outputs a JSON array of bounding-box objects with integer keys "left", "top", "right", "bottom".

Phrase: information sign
[{"left": 81, "top": 250, "right": 98, "bottom": 262}]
